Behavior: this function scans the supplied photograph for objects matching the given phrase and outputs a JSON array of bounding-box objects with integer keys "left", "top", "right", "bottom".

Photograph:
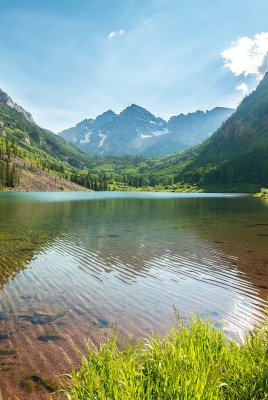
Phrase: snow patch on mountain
[
  {"left": 98, "top": 132, "right": 109, "bottom": 147},
  {"left": 141, "top": 134, "right": 152, "bottom": 139},
  {"left": 80, "top": 131, "right": 92, "bottom": 144},
  {"left": 152, "top": 128, "right": 169, "bottom": 137},
  {"left": 58, "top": 104, "right": 235, "bottom": 157}
]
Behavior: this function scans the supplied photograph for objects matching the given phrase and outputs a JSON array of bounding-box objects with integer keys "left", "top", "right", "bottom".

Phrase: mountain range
[
  {"left": 58, "top": 105, "right": 234, "bottom": 157},
  {"left": 0, "top": 70, "right": 267, "bottom": 192}
]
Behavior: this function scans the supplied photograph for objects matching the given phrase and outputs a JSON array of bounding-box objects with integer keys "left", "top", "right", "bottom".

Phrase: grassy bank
[
  {"left": 60, "top": 315, "right": 268, "bottom": 399},
  {"left": 254, "top": 188, "right": 268, "bottom": 199}
]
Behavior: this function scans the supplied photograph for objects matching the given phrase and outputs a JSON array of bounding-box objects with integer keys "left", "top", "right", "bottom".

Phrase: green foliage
[
  {"left": 181, "top": 146, "right": 268, "bottom": 188},
  {"left": 0, "top": 106, "right": 114, "bottom": 190},
  {"left": 254, "top": 188, "right": 268, "bottom": 199},
  {"left": 1, "top": 73, "right": 268, "bottom": 193},
  {"left": 0, "top": 137, "right": 19, "bottom": 189},
  {"left": 61, "top": 315, "right": 268, "bottom": 399},
  {"left": 0, "top": 105, "right": 92, "bottom": 169}
]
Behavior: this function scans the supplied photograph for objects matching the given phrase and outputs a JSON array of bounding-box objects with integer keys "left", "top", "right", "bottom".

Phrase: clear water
[{"left": 0, "top": 192, "right": 267, "bottom": 399}]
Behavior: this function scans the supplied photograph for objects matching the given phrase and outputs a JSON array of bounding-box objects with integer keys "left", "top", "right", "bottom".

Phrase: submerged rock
[
  {"left": 0, "top": 348, "right": 16, "bottom": 356},
  {"left": 19, "top": 311, "right": 66, "bottom": 325},
  {"left": 37, "top": 334, "right": 63, "bottom": 342},
  {"left": 92, "top": 316, "right": 109, "bottom": 328},
  {"left": 0, "top": 333, "right": 8, "bottom": 341},
  {"left": 0, "top": 312, "right": 10, "bottom": 321},
  {"left": 20, "top": 373, "right": 58, "bottom": 393}
]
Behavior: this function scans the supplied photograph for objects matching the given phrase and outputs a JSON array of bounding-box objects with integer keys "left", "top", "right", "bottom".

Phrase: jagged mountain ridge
[
  {"left": 0, "top": 88, "right": 34, "bottom": 123},
  {"left": 58, "top": 105, "right": 234, "bottom": 157}
]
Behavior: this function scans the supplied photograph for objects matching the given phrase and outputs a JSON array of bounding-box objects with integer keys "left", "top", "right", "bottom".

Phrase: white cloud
[
  {"left": 108, "top": 29, "right": 125, "bottom": 39},
  {"left": 108, "top": 18, "right": 152, "bottom": 40},
  {"left": 221, "top": 32, "right": 268, "bottom": 80},
  {"left": 144, "top": 18, "right": 152, "bottom": 26},
  {"left": 236, "top": 82, "right": 249, "bottom": 95}
]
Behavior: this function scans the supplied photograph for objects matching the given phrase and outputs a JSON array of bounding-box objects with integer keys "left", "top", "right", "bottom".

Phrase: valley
[
  {"left": 1, "top": 72, "right": 268, "bottom": 194},
  {"left": 1, "top": 2, "right": 268, "bottom": 399}
]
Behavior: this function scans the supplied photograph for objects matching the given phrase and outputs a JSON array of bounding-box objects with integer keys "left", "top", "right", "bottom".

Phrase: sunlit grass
[
  {"left": 60, "top": 314, "right": 268, "bottom": 399},
  {"left": 254, "top": 188, "right": 268, "bottom": 199}
]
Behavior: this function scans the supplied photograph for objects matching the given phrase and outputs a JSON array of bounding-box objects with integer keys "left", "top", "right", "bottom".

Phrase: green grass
[
  {"left": 60, "top": 314, "right": 268, "bottom": 399},
  {"left": 254, "top": 188, "right": 268, "bottom": 199}
]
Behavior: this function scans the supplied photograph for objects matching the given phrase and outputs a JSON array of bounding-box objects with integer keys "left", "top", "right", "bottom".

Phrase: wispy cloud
[
  {"left": 108, "top": 18, "right": 152, "bottom": 40},
  {"left": 221, "top": 32, "right": 268, "bottom": 80},
  {"left": 108, "top": 29, "right": 125, "bottom": 39},
  {"left": 143, "top": 18, "right": 152, "bottom": 26},
  {"left": 236, "top": 82, "right": 248, "bottom": 95}
]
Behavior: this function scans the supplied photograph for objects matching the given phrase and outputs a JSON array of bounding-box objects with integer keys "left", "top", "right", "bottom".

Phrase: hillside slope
[
  {"left": 0, "top": 95, "right": 94, "bottom": 170},
  {"left": 0, "top": 88, "right": 34, "bottom": 123},
  {"left": 138, "top": 73, "right": 268, "bottom": 190},
  {"left": 5, "top": 156, "right": 87, "bottom": 192},
  {"left": 178, "top": 72, "right": 268, "bottom": 188},
  {"left": 114, "top": 73, "right": 268, "bottom": 191},
  {"left": 0, "top": 90, "right": 111, "bottom": 191},
  {"left": 1, "top": 77, "right": 267, "bottom": 193}
]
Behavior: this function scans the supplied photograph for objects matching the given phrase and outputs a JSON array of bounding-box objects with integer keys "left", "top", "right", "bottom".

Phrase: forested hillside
[
  {"left": 0, "top": 105, "right": 114, "bottom": 191},
  {"left": 110, "top": 72, "right": 268, "bottom": 192},
  {"left": 1, "top": 70, "right": 268, "bottom": 193},
  {"left": 177, "top": 72, "right": 268, "bottom": 189}
]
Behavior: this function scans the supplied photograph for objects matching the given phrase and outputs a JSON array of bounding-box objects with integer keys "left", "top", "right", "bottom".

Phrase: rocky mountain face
[
  {"left": 0, "top": 89, "right": 34, "bottom": 123},
  {"left": 58, "top": 105, "right": 234, "bottom": 157},
  {"left": 168, "top": 107, "right": 235, "bottom": 147}
]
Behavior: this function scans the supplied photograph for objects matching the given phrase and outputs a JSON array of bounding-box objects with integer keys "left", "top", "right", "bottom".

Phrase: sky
[{"left": 0, "top": 0, "right": 268, "bottom": 133}]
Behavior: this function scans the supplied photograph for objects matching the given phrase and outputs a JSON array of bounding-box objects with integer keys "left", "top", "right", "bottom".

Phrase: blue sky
[{"left": 0, "top": 0, "right": 268, "bottom": 132}]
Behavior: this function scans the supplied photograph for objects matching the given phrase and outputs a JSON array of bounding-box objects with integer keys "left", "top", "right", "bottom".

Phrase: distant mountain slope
[
  {"left": 58, "top": 105, "right": 234, "bottom": 157},
  {"left": 140, "top": 72, "right": 268, "bottom": 190},
  {"left": 168, "top": 107, "right": 234, "bottom": 147}
]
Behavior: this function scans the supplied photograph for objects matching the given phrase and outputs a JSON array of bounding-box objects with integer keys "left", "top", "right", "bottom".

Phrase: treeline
[
  {"left": 0, "top": 161, "right": 19, "bottom": 189},
  {"left": 0, "top": 139, "right": 20, "bottom": 189},
  {"left": 70, "top": 172, "right": 110, "bottom": 191},
  {"left": 182, "top": 147, "right": 268, "bottom": 187}
]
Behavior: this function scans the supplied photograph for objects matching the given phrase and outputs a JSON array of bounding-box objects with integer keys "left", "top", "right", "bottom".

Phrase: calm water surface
[{"left": 0, "top": 192, "right": 267, "bottom": 399}]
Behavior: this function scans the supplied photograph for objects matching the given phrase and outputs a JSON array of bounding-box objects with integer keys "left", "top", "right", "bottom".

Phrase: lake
[{"left": 0, "top": 192, "right": 267, "bottom": 399}]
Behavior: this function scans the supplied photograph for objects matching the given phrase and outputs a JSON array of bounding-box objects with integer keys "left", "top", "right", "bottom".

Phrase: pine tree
[{"left": 10, "top": 164, "right": 17, "bottom": 187}]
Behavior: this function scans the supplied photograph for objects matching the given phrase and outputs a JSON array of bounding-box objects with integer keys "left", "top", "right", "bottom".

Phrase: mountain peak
[
  {"left": 130, "top": 103, "right": 142, "bottom": 109},
  {"left": 97, "top": 109, "right": 117, "bottom": 119},
  {"left": 59, "top": 104, "right": 234, "bottom": 156},
  {"left": 121, "top": 104, "right": 150, "bottom": 114},
  {"left": 0, "top": 88, "right": 34, "bottom": 123},
  {"left": 94, "top": 109, "right": 118, "bottom": 128}
]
